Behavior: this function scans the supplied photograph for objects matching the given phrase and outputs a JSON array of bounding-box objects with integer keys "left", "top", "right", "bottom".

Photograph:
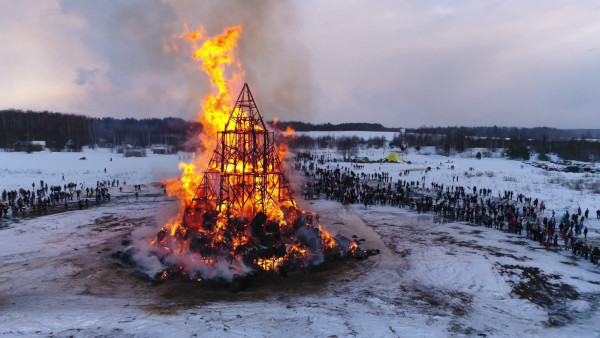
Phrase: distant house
[
  {"left": 124, "top": 148, "right": 147, "bottom": 157},
  {"left": 14, "top": 140, "right": 46, "bottom": 152},
  {"left": 116, "top": 144, "right": 134, "bottom": 154},
  {"left": 151, "top": 144, "right": 177, "bottom": 154}
]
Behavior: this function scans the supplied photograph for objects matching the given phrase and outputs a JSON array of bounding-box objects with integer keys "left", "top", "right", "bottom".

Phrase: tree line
[
  {"left": 271, "top": 121, "right": 398, "bottom": 132},
  {"left": 2, "top": 111, "right": 597, "bottom": 162},
  {"left": 388, "top": 132, "right": 600, "bottom": 162},
  {"left": 0, "top": 110, "right": 201, "bottom": 151},
  {"left": 410, "top": 126, "right": 600, "bottom": 141},
  {"left": 273, "top": 122, "right": 600, "bottom": 141},
  {"left": 287, "top": 130, "right": 600, "bottom": 162}
]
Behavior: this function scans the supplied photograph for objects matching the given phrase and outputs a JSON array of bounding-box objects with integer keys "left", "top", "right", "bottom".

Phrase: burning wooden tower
[
  {"left": 147, "top": 83, "right": 370, "bottom": 282},
  {"left": 183, "top": 83, "right": 295, "bottom": 225},
  {"left": 132, "top": 26, "right": 373, "bottom": 282}
]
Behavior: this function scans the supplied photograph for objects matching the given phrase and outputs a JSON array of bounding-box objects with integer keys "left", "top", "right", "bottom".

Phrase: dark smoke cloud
[{"left": 59, "top": 0, "right": 312, "bottom": 121}]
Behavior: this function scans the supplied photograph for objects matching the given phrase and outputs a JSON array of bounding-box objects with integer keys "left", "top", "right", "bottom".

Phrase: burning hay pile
[{"left": 127, "top": 25, "right": 372, "bottom": 284}]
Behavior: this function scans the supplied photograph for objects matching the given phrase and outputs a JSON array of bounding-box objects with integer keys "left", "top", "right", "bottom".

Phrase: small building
[
  {"left": 116, "top": 144, "right": 134, "bottom": 154},
  {"left": 151, "top": 144, "right": 177, "bottom": 154},
  {"left": 124, "top": 148, "right": 147, "bottom": 157},
  {"left": 14, "top": 140, "right": 46, "bottom": 152},
  {"left": 563, "top": 165, "right": 582, "bottom": 173}
]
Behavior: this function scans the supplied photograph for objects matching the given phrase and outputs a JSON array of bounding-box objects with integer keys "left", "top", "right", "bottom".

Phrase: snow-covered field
[
  {"left": 0, "top": 147, "right": 187, "bottom": 191},
  {"left": 1, "top": 144, "right": 600, "bottom": 336}
]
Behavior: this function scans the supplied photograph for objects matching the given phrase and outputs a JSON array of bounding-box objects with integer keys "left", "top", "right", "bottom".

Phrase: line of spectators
[
  {"left": 1, "top": 179, "right": 118, "bottom": 218},
  {"left": 296, "top": 158, "right": 600, "bottom": 266}
]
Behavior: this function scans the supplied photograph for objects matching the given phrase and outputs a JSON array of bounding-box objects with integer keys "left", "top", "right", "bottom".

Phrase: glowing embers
[
  {"left": 255, "top": 257, "right": 284, "bottom": 271},
  {"left": 153, "top": 209, "right": 368, "bottom": 281}
]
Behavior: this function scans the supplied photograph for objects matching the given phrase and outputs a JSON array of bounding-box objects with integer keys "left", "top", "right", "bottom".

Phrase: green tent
[{"left": 385, "top": 152, "right": 404, "bottom": 163}]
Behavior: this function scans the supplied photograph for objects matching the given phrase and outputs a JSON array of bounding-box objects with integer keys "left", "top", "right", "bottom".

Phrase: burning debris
[
  {"left": 127, "top": 25, "right": 371, "bottom": 284},
  {"left": 145, "top": 84, "right": 368, "bottom": 282}
]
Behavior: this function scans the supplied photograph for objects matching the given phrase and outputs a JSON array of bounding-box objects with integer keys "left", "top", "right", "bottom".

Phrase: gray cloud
[
  {"left": 300, "top": 1, "right": 600, "bottom": 128},
  {"left": 74, "top": 68, "right": 99, "bottom": 86}
]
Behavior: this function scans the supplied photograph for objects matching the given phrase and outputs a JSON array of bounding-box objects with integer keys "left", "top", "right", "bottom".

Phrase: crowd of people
[
  {"left": 1, "top": 178, "right": 123, "bottom": 218},
  {"left": 296, "top": 155, "right": 600, "bottom": 266}
]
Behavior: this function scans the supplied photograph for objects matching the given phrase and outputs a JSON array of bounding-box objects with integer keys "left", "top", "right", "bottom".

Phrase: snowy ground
[
  {"left": 1, "top": 145, "right": 600, "bottom": 336},
  {"left": 0, "top": 147, "right": 188, "bottom": 191}
]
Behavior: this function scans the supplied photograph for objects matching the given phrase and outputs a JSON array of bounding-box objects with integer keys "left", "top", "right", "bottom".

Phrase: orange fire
[
  {"left": 146, "top": 24, "right": 365, "bottom": 281},
  {"left": 164, "top": 24, "right": 244, "bottom": 205}
]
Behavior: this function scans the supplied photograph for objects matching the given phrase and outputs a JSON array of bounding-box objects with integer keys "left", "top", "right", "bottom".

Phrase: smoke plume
[{"left": 60, "top": 0, "right": 313, "bottom": 121}]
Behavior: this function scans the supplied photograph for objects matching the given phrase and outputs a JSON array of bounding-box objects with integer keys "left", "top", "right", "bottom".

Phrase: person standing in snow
[
  {"left": 592, "top": 247, "right": 600, "bottom": 264},
  {"left": 585, "top": 208, "right": 589, "bottom": 219},
  {"left": 584, "top": 227, "right": 588, "bottom": 239}
]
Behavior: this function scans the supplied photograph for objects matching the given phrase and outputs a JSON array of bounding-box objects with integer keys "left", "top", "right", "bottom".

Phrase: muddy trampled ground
[{"left": 1, "top": 188, "right": 599, "bottom": 336}]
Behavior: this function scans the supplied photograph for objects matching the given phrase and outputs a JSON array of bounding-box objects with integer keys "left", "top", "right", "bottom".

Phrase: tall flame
[
  {"left": 165, "top": 24, "right": 244, "bottom": 204},
  {"left": 141, "top": 23, "right": 366, "bottom": 282}
]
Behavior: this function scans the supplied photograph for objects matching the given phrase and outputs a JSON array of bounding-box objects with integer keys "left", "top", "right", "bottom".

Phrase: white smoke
[{"left": 128, "top": 223, "right": 166, "bottom": 277}]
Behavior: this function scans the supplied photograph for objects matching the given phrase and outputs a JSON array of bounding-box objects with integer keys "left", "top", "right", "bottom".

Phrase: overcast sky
[{"left": 0, "top": 0, "right": 599, "bottom": 128}]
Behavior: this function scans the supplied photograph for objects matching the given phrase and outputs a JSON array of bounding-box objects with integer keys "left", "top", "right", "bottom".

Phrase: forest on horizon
[{"left": 1, "top": 110, "right": 599, "bottom": 162}]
